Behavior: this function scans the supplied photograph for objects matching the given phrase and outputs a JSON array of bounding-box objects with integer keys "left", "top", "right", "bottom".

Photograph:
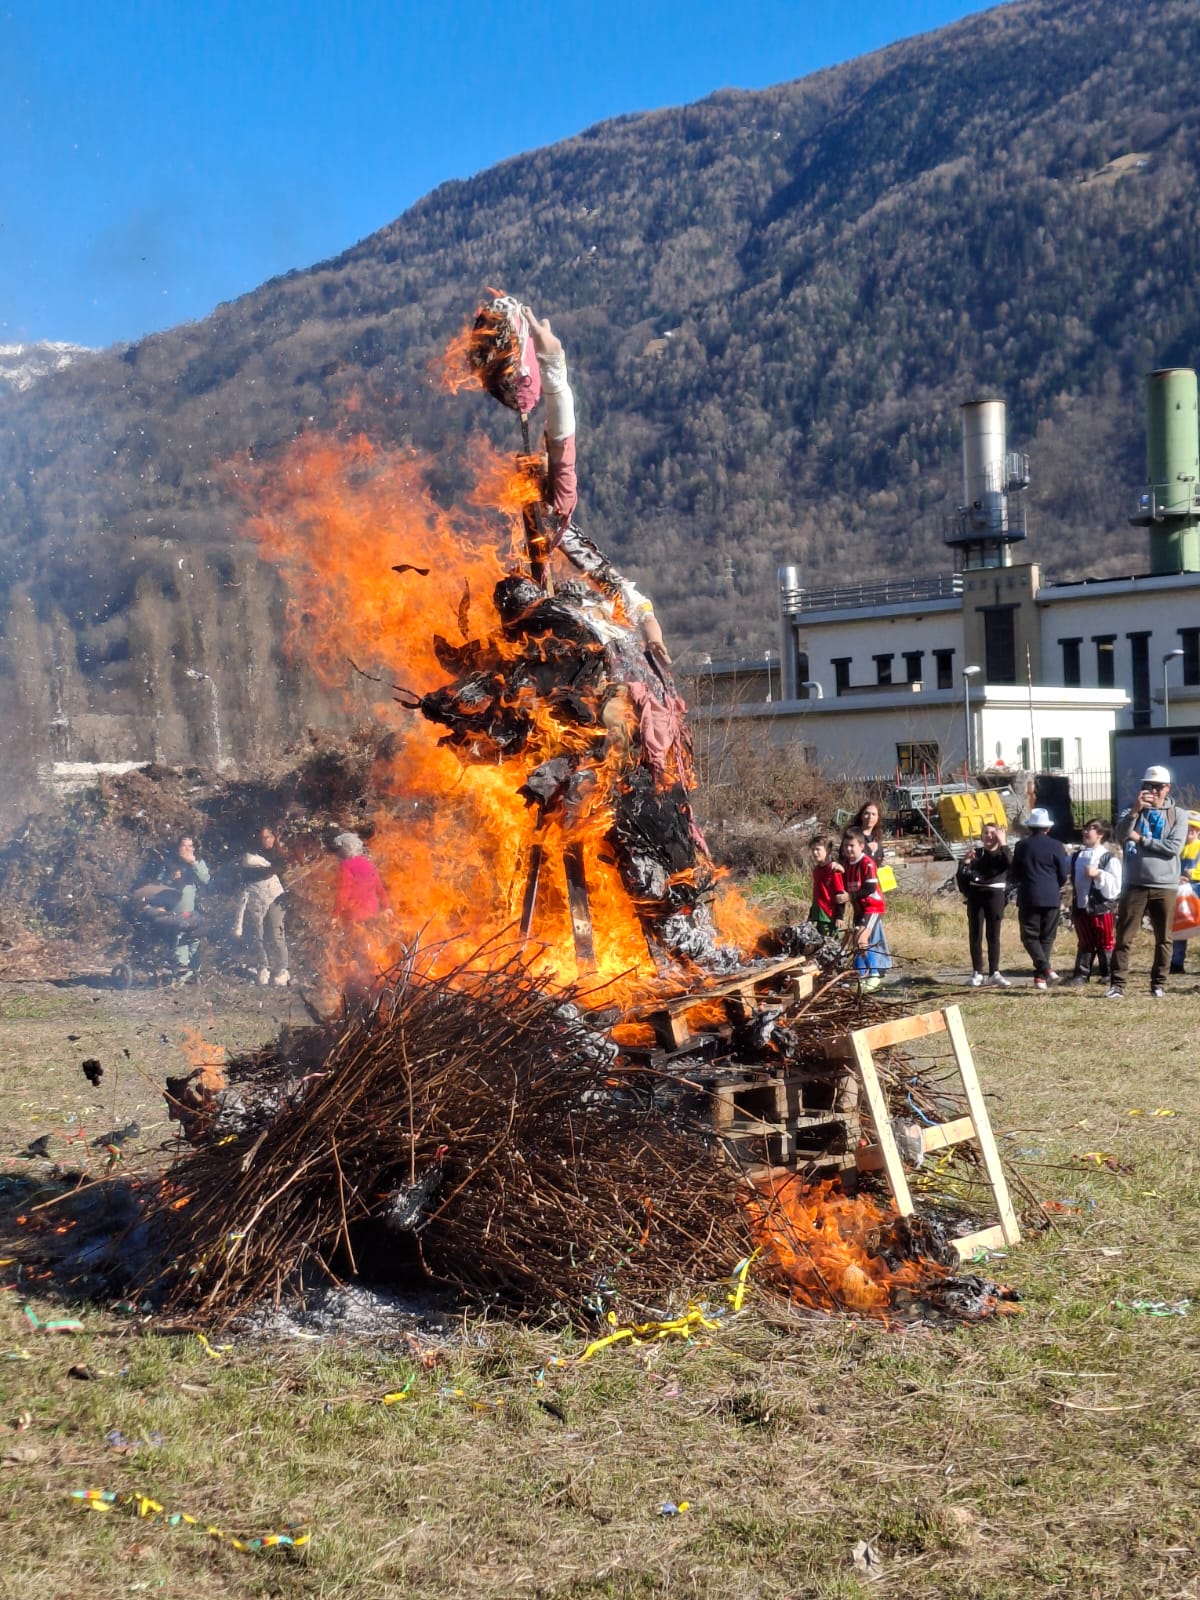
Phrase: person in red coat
[{"left": 332, "top": 833, "right": 390, "bottom": 926}]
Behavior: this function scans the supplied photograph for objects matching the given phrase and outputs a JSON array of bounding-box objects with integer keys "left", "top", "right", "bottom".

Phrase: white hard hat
[
  {"left": 1026, "top": 808, "right": 1053, "bottom": 828},
  {"left": 1141, "top": 764, "right": 1171, "bottom": 784}
]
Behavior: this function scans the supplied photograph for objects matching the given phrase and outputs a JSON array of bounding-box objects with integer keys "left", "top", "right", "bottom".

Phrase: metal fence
[{"left": 838, "top": 768, "right": 1115, "bottom": 830}]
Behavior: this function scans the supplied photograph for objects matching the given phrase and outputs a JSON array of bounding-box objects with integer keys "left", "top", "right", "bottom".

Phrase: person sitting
[
  {"left": 131, "top": 834, "right": 210, "bottom": 980},
  {"left": 234, "top": 824, "right": 290, "bottom": 987}
]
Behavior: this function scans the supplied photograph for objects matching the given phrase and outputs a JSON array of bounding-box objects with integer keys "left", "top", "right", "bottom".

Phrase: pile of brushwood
[
  {"left": 0, "top": 730, "right": 395, "bottom": 973},
  {"left": 136, "top": 947, "right": 755, "bottom": 1328}
]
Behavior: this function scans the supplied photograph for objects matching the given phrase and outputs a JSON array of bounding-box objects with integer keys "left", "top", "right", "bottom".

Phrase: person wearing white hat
[
  {"left": 1009, "top": 808, "right": 1070, "bottom": 990},
  {"left": 1108, "top": 765, "right": 1189, "bottom": 999}
]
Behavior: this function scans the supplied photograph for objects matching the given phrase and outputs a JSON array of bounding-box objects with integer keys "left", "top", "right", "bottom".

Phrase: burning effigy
[{"left": 103, "top": 294, "right": 1026, "bottom": 1328}]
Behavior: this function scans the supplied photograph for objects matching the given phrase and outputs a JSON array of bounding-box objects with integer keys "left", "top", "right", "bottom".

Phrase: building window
[
  {"left": 1170, "top": 736, "right": 1199, "bottom": 758},
  {"left": 1094, "top": 635, "right": 1116, "bottom": 689},
  {"left": 1128, "top": 632, "right": 1151, "bottom": 729},
  {"left": 1040, "top": 737, "right": 1064, "bottom": 770},
  {"left": 982, "top": 606, "right": 1017, "bottom": 684},
  {"left": 832, "top": 657, "right": 851, "bottom": 695},
  {"left": 1180, "top": 628, "right": 1200, "bottom": 687},
  {"left": 1060, "top": 638, "right": 1082, "bottom": 687},
  {"left": 902, "top": 650, "right": 923, "bottom": 684},
  {"left": 896, "top": 741, "right": 940, "bottom": 774},
  {"left": 1018, "top": 738, "right": 1030, "bottom": 769},
  {"left": 874, "top": 653, "right": 893, "bottom": 686},
  {"left": 933, "top": 649, "right": 955, "bottom": 690}
]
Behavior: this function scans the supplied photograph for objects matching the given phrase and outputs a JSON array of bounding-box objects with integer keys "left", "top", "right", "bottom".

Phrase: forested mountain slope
[{"left": 1, "top": 0, "right": 1197, "bottom": 765}]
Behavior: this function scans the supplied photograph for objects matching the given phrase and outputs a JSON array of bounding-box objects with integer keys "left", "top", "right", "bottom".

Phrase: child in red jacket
[
  {"left": 841, "top": 828, "right": 886, "bottom": 991},
  {"left": 808, "top": 837, "right": 846, "bottom": 933}
]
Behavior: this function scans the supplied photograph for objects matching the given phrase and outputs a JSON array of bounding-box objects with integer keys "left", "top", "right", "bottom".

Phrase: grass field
[{"left": 2, "top": 893, "right": 1199, "bottom": 1599}]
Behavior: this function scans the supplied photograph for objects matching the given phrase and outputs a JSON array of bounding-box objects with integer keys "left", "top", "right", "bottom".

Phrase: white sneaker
[
  {"left": 969, "top": 972, "right": 985, "bottom": 988},
  {"left": 256, "top": 967, "right": 271, "bottom": 986},
  {"left": 1105, "top": 987, "right": 1124, "bottom": 999},
  {"left": 273, "top": 970, "right": 290, "bottom": 987},
  {"left": 989, "top": 972, "right": 1011, "bottom": 988},
  {"left": 1151, "top": 986, "right": 1165, "bottom": 999}
]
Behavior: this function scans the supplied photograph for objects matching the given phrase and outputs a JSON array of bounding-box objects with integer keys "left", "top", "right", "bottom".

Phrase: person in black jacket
[
  {"left": 1009, "top": 808, "right": 1070, "bottom": 990},
  {"left": 957, "top": 822, "right": 1012, "bottom": 988}
]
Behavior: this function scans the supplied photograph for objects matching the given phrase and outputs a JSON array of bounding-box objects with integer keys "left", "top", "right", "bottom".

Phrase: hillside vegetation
[{"left": 1, "top": 0, "right": 1198, "bottom": 766}]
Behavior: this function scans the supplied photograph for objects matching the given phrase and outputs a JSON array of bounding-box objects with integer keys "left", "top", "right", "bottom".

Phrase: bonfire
[{"left": 113, "top": 293, "right": 1027, "bottom": 1327}]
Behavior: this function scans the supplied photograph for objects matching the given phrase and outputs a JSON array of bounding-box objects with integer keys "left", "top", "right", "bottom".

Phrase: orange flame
[
  {"left": 239, "top": 430, "right": 698, "bottom": 999},
  {"left": 179, "top": 1026, "right": 226, "bottom": 1095},
  {"left": 747, "top": 1177, "right": 944, "bottom": 1316}
]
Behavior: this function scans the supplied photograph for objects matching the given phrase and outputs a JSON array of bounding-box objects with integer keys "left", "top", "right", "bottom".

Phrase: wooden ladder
[{"left": 825, "top": 1005, "right": 1021, "bottom": 1262}]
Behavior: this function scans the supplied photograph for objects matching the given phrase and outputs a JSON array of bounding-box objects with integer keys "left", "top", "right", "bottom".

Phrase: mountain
[{"left": 1, "top": 0, "right": 1199, "bottom": 773}]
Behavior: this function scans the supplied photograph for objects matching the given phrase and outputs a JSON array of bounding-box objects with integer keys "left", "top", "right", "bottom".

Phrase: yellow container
[{"left": 937, "top": 794, "right": 971, "bottom": 841}]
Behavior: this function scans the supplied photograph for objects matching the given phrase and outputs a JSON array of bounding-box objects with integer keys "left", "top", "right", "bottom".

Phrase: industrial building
[{"left": 699, "top": 370, "right": 1200, "bottom": 800}]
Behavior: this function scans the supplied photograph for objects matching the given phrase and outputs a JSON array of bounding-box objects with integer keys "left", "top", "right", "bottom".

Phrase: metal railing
[{"left": 782, "top": 573, "right": 963, "bottom": 615}]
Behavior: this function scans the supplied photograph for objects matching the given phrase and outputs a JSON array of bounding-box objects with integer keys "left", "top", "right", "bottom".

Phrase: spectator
[
  {"left": 850, "top": 800, "right": 886, "bottom": 866},
  {"left": 131, "top": 834, "right": 210, "bottom": 980},
  {"left": 234, "top": 824, "right": 290, "bottom": 987},
  {"left": 1169, "top": 811, "right": 1200, "bottom": 975},
  {"left": 956, "top": 822, "right": 1012, "bottom": 988},
  {"left": 332, "top": 832, "right": 391, "bottom": 927},
  {"left": 1009, "top": 808, "right": 1069, "bottom": 991},
  {"left": 807, "top": 836, "right": 846, "bottom": 933},
  {"left": 841, "top": 828, "right": 887, "bottom": 992},
  {"left": 1108, "top": 766, "right": 1189, "bottom": 999},
  {"left": 1064, "top": 819, "right": 1122, "bottom": 987}
]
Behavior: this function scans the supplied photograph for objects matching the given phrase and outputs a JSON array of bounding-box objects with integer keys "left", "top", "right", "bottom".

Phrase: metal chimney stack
[
  {"left": 945, "top": 398, "right": 1029, "bottom": 569},
  {"left": 1129, "top": 368, "right": 1200, "bottom": 574},
  {"left": 778, "top": 564, "right": 800, "bottom": 700}
]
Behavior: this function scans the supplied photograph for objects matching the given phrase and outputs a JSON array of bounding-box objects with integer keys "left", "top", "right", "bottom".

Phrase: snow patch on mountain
[{"left": 0, "top": 341, "right": 92, "bottom": 392}]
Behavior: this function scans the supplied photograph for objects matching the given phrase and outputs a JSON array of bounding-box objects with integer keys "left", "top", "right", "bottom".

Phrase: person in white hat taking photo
[
  {"left": 1107, "top": 765, "right": 1189, "bottom": 999},
  {"left": 1009, "top": 807, "right": 1070, "bottom": 991}
]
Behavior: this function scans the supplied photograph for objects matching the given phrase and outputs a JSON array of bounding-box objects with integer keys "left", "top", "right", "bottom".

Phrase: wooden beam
[
  {"left": 943, "top": 1006, "right": 1021, "bottom": 1247},
  {"left": 823, "top": 1009, "right": 949, "bottom": 1057},
  {"left": 950, "top": 1223, "right": 1008, "bottom": 1260},
  {"left": 849, "top": 1032, "right": 914, "bottom": 1214},
  {"left": 920, "top": 1115, "right": 976, "bottom": 1153}
]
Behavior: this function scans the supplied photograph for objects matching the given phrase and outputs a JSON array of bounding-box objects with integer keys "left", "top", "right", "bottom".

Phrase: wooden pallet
[
  {"left": 822, "top": 1005, "right": 1021, "bottom": 1261},
  {"left": 627, "top": 956, "right": 819, "bottom": 1050}
]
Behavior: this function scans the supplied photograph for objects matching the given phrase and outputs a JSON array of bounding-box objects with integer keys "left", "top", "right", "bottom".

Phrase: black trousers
[
  {"left": 1018, "top": 905, "right": 1060, "bottom": 978},
  {"left": 966, "top": 890, "right": 1004, "bottom": 974}
]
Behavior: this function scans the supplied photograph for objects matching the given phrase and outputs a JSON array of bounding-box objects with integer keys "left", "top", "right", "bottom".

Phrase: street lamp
[
  {"left": 800, "top": 679, "right": 824, "bottom": 700},
  {"left": 1163, "top": 648, "right": 1185, "bottom": 727},
  {"left": 962, "top": 665, "right": 982, "bottom": 775}
]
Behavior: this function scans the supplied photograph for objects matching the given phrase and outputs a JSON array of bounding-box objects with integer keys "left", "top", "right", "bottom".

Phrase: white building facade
[{"left": 696, "top": 376, "right": 1200, "bottom": 791}]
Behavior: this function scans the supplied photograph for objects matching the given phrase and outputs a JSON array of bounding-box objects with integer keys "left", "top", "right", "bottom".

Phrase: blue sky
[{"left": 2, "top": 0, "right": 996, "bottom": 350}]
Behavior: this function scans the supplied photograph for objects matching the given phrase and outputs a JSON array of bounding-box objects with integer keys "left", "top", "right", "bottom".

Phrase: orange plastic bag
[{"left": 1172, "top": 882, "right": 1200, "bottom": 941}]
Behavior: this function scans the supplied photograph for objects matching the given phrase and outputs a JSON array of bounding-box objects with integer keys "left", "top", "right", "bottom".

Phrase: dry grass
[{"left": 2, "top": 898, "right": 1200, "bottom": 1599}]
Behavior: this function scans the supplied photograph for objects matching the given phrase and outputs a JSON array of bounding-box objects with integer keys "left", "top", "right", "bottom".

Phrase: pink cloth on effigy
[
  {"left": 627, "top": 682, "right": 686, "bottom": 779},
  {"left": 548, "top": 433, "right": 578, "bottom": 526},
  {"left": 625, "top": 683, "right": 707, "bottom": 858},
  {"left": 513, "top": 330, "right": 542, "bottom": 414}
]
